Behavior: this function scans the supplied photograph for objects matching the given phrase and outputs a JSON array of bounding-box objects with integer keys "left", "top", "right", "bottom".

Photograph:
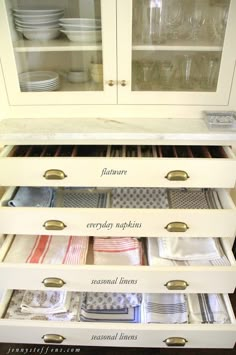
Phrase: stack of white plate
[
  {"left": 12, "top": 8, "right": 64, "bottom": 40},
  {"left": 59, "top": 18, "right": 102, "bottom": 43},
  {"left": 19, "top": 71, "right": 60, "bottom": 92}
]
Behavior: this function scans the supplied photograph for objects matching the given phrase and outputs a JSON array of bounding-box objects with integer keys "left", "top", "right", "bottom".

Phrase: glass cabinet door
[
  {"left": 0, "top": 0, "right": 116, "bottom": 105},
  {"left": 117, "top": 0, "right": 236, "bottom": 105}
]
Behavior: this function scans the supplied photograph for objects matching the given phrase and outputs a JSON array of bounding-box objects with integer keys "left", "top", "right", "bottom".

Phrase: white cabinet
[{"left": 0, "top": 0, "right": 236, "bottom": 108}]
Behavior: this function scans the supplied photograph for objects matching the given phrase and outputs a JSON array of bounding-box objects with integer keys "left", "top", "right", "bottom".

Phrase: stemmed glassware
[
  {"left": 163, "top": 0, "right": 184, "bottom": 40},
  {"left": 211, "top": 6, "right": 229, "bottom": 44},
  {"left": 188, "top": 3, "right": 206, "bottom": 41}
]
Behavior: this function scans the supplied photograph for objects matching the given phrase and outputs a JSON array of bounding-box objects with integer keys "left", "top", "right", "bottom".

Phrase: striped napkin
[
  {"left": 187, "top": 294, "right": 230, "bottom": 324},
  {"left": 147, "top": 238, "right": 230, "bottom": 266},
  {"left": 3, "top": 235, "right": 89, "bottom": 265},
  {"left": 4, "top": 290, "right": 81, "bottom": 321},
  {"left": 93, "top": 237, "right": 143, "bottom": 265},
  {"left": 143, "top": 293, "right": 188, "bottom": 324}
]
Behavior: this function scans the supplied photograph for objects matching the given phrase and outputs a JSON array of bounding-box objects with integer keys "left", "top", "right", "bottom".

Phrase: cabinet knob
[
  {"left": 165, "top": 222, "right": 189, "bottom": 233},
  {"left": 42, "top": 334, "right": 65, "bottom": 344},
  {"left": 164, "top": 337, "right": 188, "bottom": 347},
  {"left": 43, "top": 220, "right": 67, "bottom": 231},
  {"left": 44, "top": 169, "right": 67, "bottom": 180},
  {"left": 165, "top": 170, "right": 189, "bottom": 181},
  {"left": 120, "top": 80, "right": 127, "bottom": 86},
  {"left": 42, "top": 277, "right": 66, "bottom": 288},
  {"left": 107, "top": 80, "right": 115, "bottom": 86},
  {"left": 164, "top": 280, "right": 189, "bottom": 290}
]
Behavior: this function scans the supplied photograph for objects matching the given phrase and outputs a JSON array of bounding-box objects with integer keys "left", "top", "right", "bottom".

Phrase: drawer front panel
[
  {"left": 1, "top": 146, "right": 235, "bottom": 188},
  {"left": 0, "top": 206, "right": 235, "bottom": 238},
  {"left": 0, "top": 319, "right": 235, "bottom": 348},
  {"left": 0, "top": 264, "right": 235, "bottom": 293}
]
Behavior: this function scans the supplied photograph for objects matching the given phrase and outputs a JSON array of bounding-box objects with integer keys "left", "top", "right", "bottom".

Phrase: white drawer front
[
  {"left": 0, "top": 145, "right": 235, "bottom": 188},
  {"left": 0, "top": 188, "right": 235, "bottom": 238},
  {"left": 0, "top": 292, "right": 235, "bottom": 348},
  {"left": 0, "top": 237, "right": 235, "bottom": 293}
]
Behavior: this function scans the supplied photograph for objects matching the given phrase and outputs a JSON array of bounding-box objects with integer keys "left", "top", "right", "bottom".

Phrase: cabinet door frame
[
  {"left": 0, "top": 0, "right": 117, "bottom": 105},
  {"left": 117, "top": 0, "right": 236, "bottom": 105}
]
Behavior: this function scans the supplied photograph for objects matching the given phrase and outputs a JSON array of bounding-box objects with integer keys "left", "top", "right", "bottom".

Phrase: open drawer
[
  {"left": 0, "top": 187, "right": 235, "bottom": 238},
  {"left": 0, "top": 144, "right": 236, "bottom": 188},
  {"left": 0, "top": 291, "right": 235, "bottom": 348},
  {"left": 0, "top": 236, "right": 235, "bottom": 293}
]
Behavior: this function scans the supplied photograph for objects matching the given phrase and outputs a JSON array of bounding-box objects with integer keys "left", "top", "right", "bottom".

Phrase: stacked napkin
[
  {"left": 143, "top": 293, "right": 188, "bottom": 323},
  {"left": 53, "top": 188, "right": 109, "bottom": 208},
  {"left": 8, "top": 187, "right": 54, "bottom": 207},
  {"left": 93, "top": 237, "right": 143, "bottom": 265},
  {"left": 4, "top": 290, "right": 81, "bottom": 321},
  {"left": 187, "top": 294, "right": 230, "bottom": 323},
  {"left": 4, "top": 235, "right": 89, "bottom": 265},
  {"left": 80, "top": 292, "right": 142, "bottom": 323}
]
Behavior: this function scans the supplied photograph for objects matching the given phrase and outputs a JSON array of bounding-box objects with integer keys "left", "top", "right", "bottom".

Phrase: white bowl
[
  {"left": 59, "top": 18, "right": 101, "bottom": 27},
  {"left": 19, "top": 28, "right": 60, "bottom": 41},
  {"left": 14, "top": 12, "right": 64, "bottom": 21},
  {"left": 61, "top": 30, "right": 102, "bottom": 43},
  {"left": 60, "top": 24, "right": 101, "bottom": 31},
  {"left": 67, "top": 71, "right": 88, "bottom": 83}
]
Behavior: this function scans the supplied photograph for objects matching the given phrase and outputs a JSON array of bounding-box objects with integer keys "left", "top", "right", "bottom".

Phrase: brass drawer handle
[
  {"left": 164, "top": 337, "right": 188, "bottom": 347},
  {"left": 165, "top": 222, "right": 189, "bottom": 233},
  {"left": 165, "top": 280, "right": 189, "bottom": 290},
  {"left": 42, "top": 334, "right": 65, "bottom": 344},
  {"left": 44, "top": 169, "right": 67, "bottom": 180},
  {"left": 43, "top": 220, "right": 67, "bottom": 231},
  {"left": 42, "top": 277, "right": 66, "bottom": 288},
  {"left": 165, "top": 170, "right": 189, "bottom": 181}
]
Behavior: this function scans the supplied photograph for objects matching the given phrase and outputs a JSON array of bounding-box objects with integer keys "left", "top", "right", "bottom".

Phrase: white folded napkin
[
  {"left": 20, "top": 290, "right": 71, "bottom": 314},
  {"left": 8, "top": 187, "right": 53, "bottom": 207},
  {"left": 143, "top": 293, "right": 188, "bottom": 324},
  {"left": 5, "top": 290, "right": 81, "bottom": 321},
  {"left": 4, "top": 235, "right": 89, "bottom": 265},
  {"left": 187, "top": 294, "right": 230, "bottom": 324},
  {"left": 157, "top": 237, "right": 223, "bottom": 260},
  {"left": 147, "top": 238, "right": 229, "bottom": 266},
  {"left": 93, "top": 237, "right": 142, "bottom": 265}
]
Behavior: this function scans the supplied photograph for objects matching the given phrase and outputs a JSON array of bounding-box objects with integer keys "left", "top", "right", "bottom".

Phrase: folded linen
[
  {"left": 20, "top": 290, "right": 70, "bottom": 314},
  {"left": 8, "top": 187, "right": 53, "bottom": 207},
  {"left": 3, "top": 235, "right": 89, "bottom": 265},
  {"left": 85, "top": 292, "right": 142, "bottom": 310},
  {"left": 157, "top": 237, "right": 223, "bottom": 260},
  {"left": 187, "top": 294, "right": 230, "bottom": 324},
  {"left": 111, "top": 188, "right": 169, "bottom": 209},
  {"left": 143, "top": 293, "right": 188, "bottom": 324},
  {"left": 53, "top": 188, "right": 109, "bottom": 208},
  {"left": 167, "top": 189, "right": 221, "bottom": 209},
  {"left": 93, "top": 237, "right": 142, "bottom": 265},
  {"left": 147, "top": 238, "right": 229, "bottom": 266},
  {"left": 4, "top": 290, "right": 81, "bottom": 321}
]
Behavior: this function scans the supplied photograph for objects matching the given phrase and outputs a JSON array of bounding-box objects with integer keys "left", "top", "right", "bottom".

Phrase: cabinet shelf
[
  {"left": 132, "top": 44, "right": 223, "bottom": 52},
  {"left": 13, "top": 39, "right": 102, "bottom": 52}
]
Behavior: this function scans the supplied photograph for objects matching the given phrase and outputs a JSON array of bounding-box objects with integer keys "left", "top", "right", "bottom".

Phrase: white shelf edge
[
  {"left": 132, "top": 45, "right": 223, "bottom": 52},
  {"left": 13, "top": 39, "right": 102, "bottom": 52}
]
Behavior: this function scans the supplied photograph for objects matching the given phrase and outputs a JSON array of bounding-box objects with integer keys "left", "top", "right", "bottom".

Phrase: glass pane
[
  {"left": 6, "top": 0, "right": 103, "bottom": 92},
  {"left": 132, "top": 0, "right": 230, "bottom": 92}
]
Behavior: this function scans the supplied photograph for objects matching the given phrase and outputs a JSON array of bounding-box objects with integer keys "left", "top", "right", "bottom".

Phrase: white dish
[
  {"left": 61, "top": 29, "right": 102, "bottom": 43},
  {"left": 15, "top": 18, "right": 60, "bottom": 25},
  {"left": 14, "top": 12, "right": 64, "bottom": 21},
  {"left": 19, "top": 71, "right": 59, "bottom": 84},
  {"left": 13, "top": 8, "right": 64, "bottom": 15},
  {"left": 60, "top": 24, "right": 101, "bottom": 31},
  {"left": 59, "top": 18, "right": 101, "bottom": 27},
  {"left": 18, "top": 28, "right": 60, "bottom": 41}
]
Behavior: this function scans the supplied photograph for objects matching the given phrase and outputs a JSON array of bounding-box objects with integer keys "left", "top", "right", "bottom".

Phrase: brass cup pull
[
  {"left": 42, "top": 334, "right": 65, "bottom": 344},
  {"left": 42, "top": 277, "right": 66, "bottom": 288},
  {"left": 43, "top": 220, "right": 66, "bottom": 231},
  {"left": 165, "top": 222, "right": 189, "bottom": 233},
  {"left": 44, "top": 169, "right": 67, "bottom": 180},
  {"left": 164, "top": 337, "right": 188, "bottom": 347},
  {"left": 165, "top": 280, "right": 189, "bottom": 290},
  {"left": 165, "top": 170, "right": 189, "bottom": 181}
]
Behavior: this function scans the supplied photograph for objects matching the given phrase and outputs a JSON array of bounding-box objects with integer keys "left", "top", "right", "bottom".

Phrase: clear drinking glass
[
  {"left": 188, "top": 1, "right": 206, "bottom": 41},
  {"left": 211, "top": 5, "right": 229, "bottom": 44},
  {"left": 163, "top": 0, "right": 184, "bottom": 41},
  {"left": 159, "top": 60, "right": 175, "bottom": 89},
  {"left": 142, "top": 0, "right": 165, "bottom": 44}
]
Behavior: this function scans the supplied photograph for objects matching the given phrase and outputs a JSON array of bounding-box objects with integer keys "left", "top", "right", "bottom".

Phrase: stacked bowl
[
  {"left": 12, "top": 7, "right": 64, "bottom": 41},
  {"left": 59, "top": 18, "right": 102, "bottom": 43}
]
